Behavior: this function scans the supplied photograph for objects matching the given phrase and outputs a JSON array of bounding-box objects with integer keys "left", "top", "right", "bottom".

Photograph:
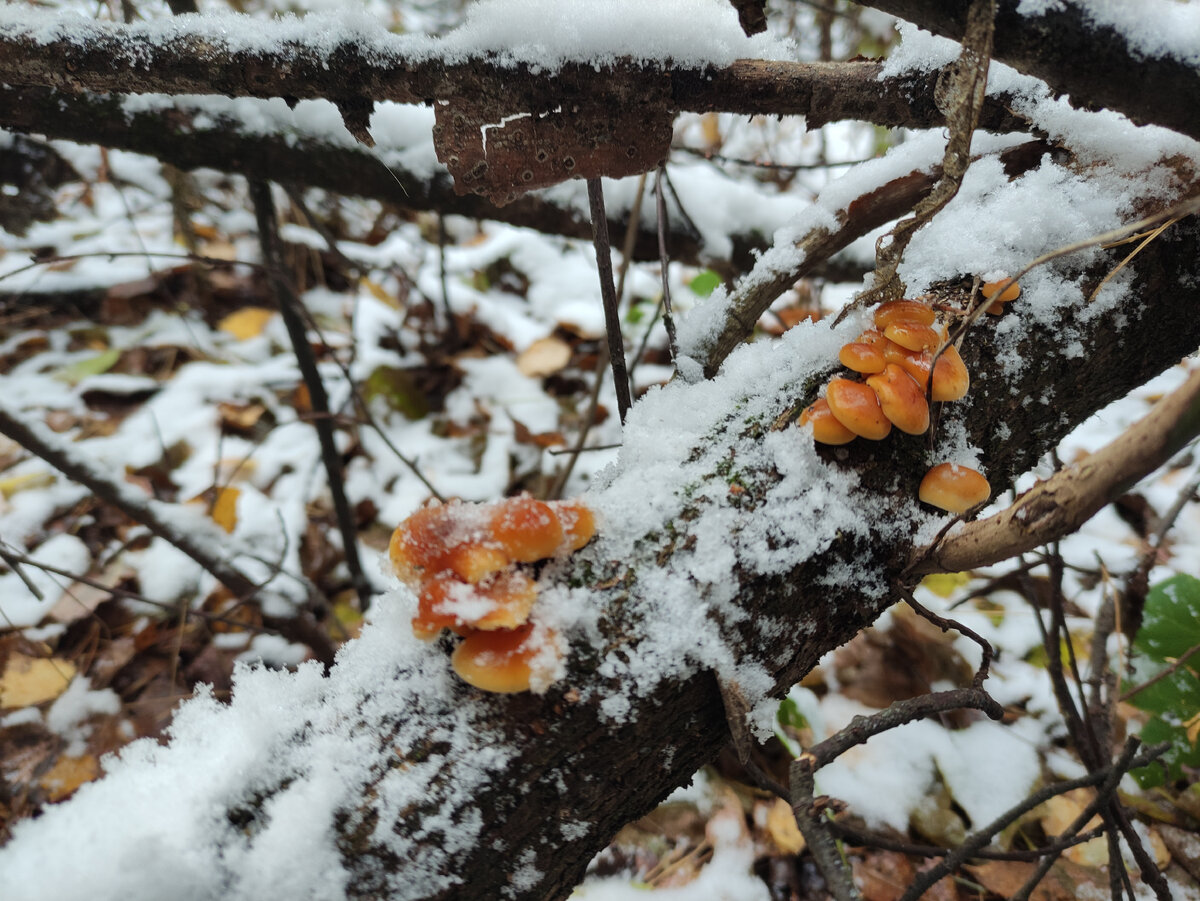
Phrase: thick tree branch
[
  {"left": 0, "top": 11, "right": 1026, "bottom": 134},
  {"left": 858, "top": 0, "right": 1200, "bottom": 144}
]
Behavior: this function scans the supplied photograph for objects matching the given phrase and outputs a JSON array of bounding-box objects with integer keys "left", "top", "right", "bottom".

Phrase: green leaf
[
  {"left": 1135, "top": 574, "right": 1200, "bottom": 662},
  {"left": 777, "top": 696, "right": 808, "bottom": 731},
  {"left": 55, "top": 348, "right": 120, "bottom": 385},
  {"left": 1131, "top": 714, "right": 1200, "bottom": 788},
  {"left": 689, "top": 270, "right": 721, "bottom": 298},
  {"left": 362, "top": 366, "right": 429, "bottom": 421}
]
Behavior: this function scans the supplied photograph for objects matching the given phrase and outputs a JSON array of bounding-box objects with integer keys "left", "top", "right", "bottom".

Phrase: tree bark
[{"left": 857, "top": 0, "right": 1200, "bottom": 144}]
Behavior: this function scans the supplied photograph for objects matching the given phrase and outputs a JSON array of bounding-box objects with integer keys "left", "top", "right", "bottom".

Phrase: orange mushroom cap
[
  {"left": 799, "top": 398, "right": 857, "bottom": 445},
  {"left": 882, "top": 342, "right": 970, "bottom": 402},
  {"left": 825, "top": 378, "right": 892, "bottom": 440},
  {"left": 874, "top": 299, "right": 936, "bottom": 330},
  {"left": 838, "top": 341, "right": 887, "bottom": 374},
  {"left": 918, "top": 463, "right": 991, "bottom": 513},
  {"left": 866, "top": 364, "right": 930, "bottom": 435},
  {"left": 553, "top": 500, "right": 596, "bottom": 551},
  {"left": 490, "top": 496, "right": 564, "bottom": 563},
  {"left": 882, "top": 320, "right": 945, "bottom": 352},
  {"left": 390, "top": 504, "right": 499, "bottom": 587},
  {"left": 982, "top": 278, "right": 1021, "bottom": 306},
  {"left": 413, "top": 570, "right": 539, "bottom": 640},
  {"left": 451, "top": 622, "right": 559, "bottom": 693}
]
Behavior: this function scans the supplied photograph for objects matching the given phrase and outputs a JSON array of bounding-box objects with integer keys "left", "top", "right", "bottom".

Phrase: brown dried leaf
[
  {"left": 516, "top": 336, "right": 572, "bottom": 377},
  {"left": 762, "top": 797, "right": 806, "bottom": 854},
  {"left": 38, "top": 753, "right": 100, "bottom": 802},
  {"left": 966, "top": 858, "right": 1107, "bottom": 901}
]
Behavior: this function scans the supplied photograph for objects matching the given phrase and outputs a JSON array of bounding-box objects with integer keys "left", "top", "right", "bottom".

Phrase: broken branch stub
[{"left": 432, "top": 62, "right": 675, "bottom": 206}]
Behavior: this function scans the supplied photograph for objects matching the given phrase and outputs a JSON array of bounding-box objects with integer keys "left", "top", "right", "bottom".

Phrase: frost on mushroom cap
[{"left": 918, "top": 463, "right": 991, "bottom": 514}]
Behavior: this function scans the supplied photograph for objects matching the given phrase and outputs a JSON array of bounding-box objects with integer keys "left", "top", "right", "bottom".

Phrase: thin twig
[
  {"left": 586, "top": 177, "right": 633, "bottom": 424},
  {"left": 654, "top": 164, "right": 680, "bottom": 364},
  {"left": 828, "top": 820, "right": 1108, "bottom": 862},
  {"left": 548, "top": 175, "right": 646, "bottom": 499},
  {"left": 899, "top": 585, "right": 996, "bottom": 689},
  {"left": 249, "top": 179, "right": 373, "bottom": 612}
]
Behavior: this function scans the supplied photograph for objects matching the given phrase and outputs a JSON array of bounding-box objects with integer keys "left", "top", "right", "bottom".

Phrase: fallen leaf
[
  {"left": 39, "top": 753, "right": 100, "bottom": 802},
  {"left": 0, "top": 655, "right": 78, "bottom": 708},
  {"left": 0, "top": 471, "right": 56, "bottom": 499},
  {"left": 763, "top": 797, "right": 806, "bottom": 854},
  {"left": 54, "top": 347, "right": 120, "bottom": 385},
  {"left": 517, "top": 336, "right": 572, "bottom": 377},
  {"left": 1040, "top": 790, "right": 1106, "bottom": 865},
  {"left": 967, "top": 858, "right": 1107, "bottom": 901},
  {"left": 218, "top": 307, "right": 275, "bottom": 340},
  {"left": 211, "top": 487, "right": 240, "bottom": 533}
]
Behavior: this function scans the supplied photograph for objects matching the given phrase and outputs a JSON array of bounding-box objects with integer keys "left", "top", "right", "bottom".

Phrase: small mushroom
[
  {"left": 981, "top": 278, "right": 1021, "bottom": 314},
  {"left": 554, "top": 500, "right": 596, "bottom": 551},
  {"left": 883, "top": 342, "right": 970, "bottom": 402},
  {"left": 799, "top": 398, "right": 857, "bottom": 445},
  {"left": 918, "top": 463, "right": 991, "bottom": 513},
  {"left": 866, "top": 364, "right": 929, "bottom": 435},
  {"left": 451, "top": 622, "right": 557, "bottom": 693},
  {"left": 874, "top": 299, "right": 936, "bottom": 329},
  {"left": 412, "top": 570, "right": 538, "bottom": 640},
  {"left": 825, "top": 378, "right": 892, "bottom": 440}
]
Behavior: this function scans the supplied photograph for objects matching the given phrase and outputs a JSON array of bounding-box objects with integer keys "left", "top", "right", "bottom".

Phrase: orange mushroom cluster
[
  {"left": 981, "top": 278, "right": 1021, "bottom": 315},
  {"left": 801, "top": 298, "right": 969, "bottom": 444},
  {"left": 798, "top": 296, "right": 994, "bottom": 514},
  {"left": 390, "top": 496, "right": 595, "bottom": 693}
]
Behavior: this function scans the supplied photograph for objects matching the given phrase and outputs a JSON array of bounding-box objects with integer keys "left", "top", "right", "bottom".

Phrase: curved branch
[
  {"left": 910, "top": 364, "right": 1200, "bottom": 576},
  {"left": 857, "top": 0, "right": 1200, "bottom": 144}
]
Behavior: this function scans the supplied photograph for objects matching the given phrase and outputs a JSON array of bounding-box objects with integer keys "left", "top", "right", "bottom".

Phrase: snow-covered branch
[{"left": 858, "top": 0, "right": 1200, "bottom": 144}]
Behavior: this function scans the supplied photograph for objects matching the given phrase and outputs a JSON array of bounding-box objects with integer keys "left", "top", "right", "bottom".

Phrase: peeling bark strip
[
  {"left": 857, "top": 0, "right": 1200, "bottom": 145},
  {"left": 432, "top": 69, "right": 674, "bottom": 205}
]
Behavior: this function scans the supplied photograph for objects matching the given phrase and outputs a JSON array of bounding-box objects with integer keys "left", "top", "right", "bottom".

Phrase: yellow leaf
[
  {"left": 40, "top": 754, "right": 101, "bottom": 801},
  {"left": 0, "top": 471, "right": 56, "bottom": 499},
  {"left": 921, "top": 571, "right": 970, "bottom": 598},
  {"left": 211, "top": 487, "right": 240, "bottom": 533},
  {"left": 218, "top": 307, "right": 275, "bottom": 340},
  {"left": 764, "top": 797, "right": 806, "bottom": 854},
  {"left": 359, "top": 276, "right": 400, "bottom": 309},
  {"left": 0, "top": 655, "right": 77, "bottom": 708}
]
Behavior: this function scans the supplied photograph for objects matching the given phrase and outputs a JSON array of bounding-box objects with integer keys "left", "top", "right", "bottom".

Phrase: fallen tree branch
[{"left": 0, "top": 401, "right": 336, "bottom": 667}]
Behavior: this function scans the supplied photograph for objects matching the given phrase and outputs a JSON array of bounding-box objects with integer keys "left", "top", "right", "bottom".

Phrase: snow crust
[{"left": 0, "top": 1, "right": 793, "bottom": 70}]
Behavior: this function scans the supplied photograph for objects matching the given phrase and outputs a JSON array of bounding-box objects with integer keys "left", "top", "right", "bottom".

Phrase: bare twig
[
  {"left": 654, "top": 164, "right": 680, "bottom": 364},
  {"left": 248, "top": 179, "right": 373, "bottom": 611},
  {"left": 836, "top": 0, "right": 995, "bottom": 322},
  {"left": 586, "top": 177, "right": 633, "bottom": 424}
]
